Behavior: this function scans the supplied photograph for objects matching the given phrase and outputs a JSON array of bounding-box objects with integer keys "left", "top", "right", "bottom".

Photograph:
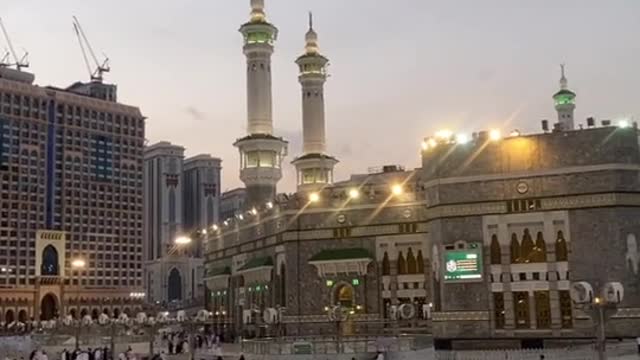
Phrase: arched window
[
  {"left": 556, "top": 231, "right": 568, "bottom": 261},
  {"left": 407, "top": 248, "right": 417, "bottom": 274},
  {"left": 521, "top": 229, "right": 534, "bottom": 263},
  {"left": 417, "top": 250, "right": 425, "bottom": 274},
  {"left": 397, "top": 251, "right": 407, "bottom": 275},
  {"left": 534, "top": 232, "right": 547, "bottom": 262},
  {"left": 490, "top": 235, "right": 501, "bottom": 265},
  {"left": 168, "top": 268, "right": 182, "bottom": 302},
  {"left": 382, "top": 252, "right": 390, "bottom": 276},
  {"left": 510, "top": 234, "right": 521, "bottom": 264},
  {"left": 41, "top": 245, "right": 59, "bottom": 276}
]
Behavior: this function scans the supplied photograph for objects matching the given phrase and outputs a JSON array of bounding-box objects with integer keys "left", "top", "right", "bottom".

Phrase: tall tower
[
  {"left": 553, "top": 64, "right": 576, "bottom": 131},
  {"left": 235, "top": 0, "right": 288, "bottom": 206},
  {"left": 292, "top": 14, "right": 338, "bottom": 193}
]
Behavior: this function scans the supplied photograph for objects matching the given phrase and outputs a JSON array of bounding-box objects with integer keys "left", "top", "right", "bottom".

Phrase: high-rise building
[
  {"left": 0, "top": 66, "right": 146, "bottom": 322},
  {"left": 183, "top": 154, "right": 222, "bottom": 257},
  {"left": 143, "top": 142, "right": 185, "bottom": 262},
  {"left": 143, "top": 143, "right": 221, "bottom": 307}
]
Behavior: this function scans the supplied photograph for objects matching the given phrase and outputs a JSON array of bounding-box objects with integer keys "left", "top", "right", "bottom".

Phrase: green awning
[
  {"left": 309, "top": 248, "right": 372, "bottom": 262},
  {"left": 206, "top": 266, "right": 231, "bottom": 277},
  {"left": 238, "top": 256, "right": 274, "bottom": 272}
]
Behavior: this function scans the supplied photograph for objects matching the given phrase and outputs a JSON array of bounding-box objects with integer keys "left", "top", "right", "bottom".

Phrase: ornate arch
[
  {"left": 406, "top": 248, "right": 417, "bottom": 274},
  {"left": 521, "top": 229, "right": 534, "bottom": 263},
  {"left": 510, "top": 233, "right": 521, "bottom": 264},
  {"left": 397, "top": 251, "right": 407, "bottom": 275},
  {"left": 556, "top": 231, "right": 568, "bottom": 261},
  {"left": 490, "top": 235, "right": 501, "bottom": 265}
]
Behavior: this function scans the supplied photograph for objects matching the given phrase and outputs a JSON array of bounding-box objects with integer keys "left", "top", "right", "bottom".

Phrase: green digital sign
[{"left": 444, "top": 249, "right": 483, "bottom": 282}]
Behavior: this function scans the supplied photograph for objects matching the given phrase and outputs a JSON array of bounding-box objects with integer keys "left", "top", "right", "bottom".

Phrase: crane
[
  {"left": 72, "top": 16, "right": 110, "bottom": 82},
  {"left": 0, "top": 17, "right": 29, "bottom": 71}
]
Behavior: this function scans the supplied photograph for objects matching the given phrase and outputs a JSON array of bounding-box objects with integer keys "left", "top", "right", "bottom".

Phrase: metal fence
[{"left": 242, "top": 335, "right": 416, "bottom": 355}]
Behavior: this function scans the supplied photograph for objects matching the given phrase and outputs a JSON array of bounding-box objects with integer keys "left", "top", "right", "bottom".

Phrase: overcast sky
[{"left": 2, "top": 0, "right": 639, "bottom": 192}]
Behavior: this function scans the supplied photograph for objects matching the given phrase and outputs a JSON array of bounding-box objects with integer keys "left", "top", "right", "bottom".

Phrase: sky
[{"left": 1, "top": 0, "right": 639, "bottom": 192}]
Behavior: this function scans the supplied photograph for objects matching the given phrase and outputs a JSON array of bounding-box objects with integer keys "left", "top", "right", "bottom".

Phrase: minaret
[
  {"left": 292, "top": 13, "right": 338, "bottom": 193},
  {"left": 553, "top": 64, "right": 576, "bottom": 130},
  {"left": 235, "top": 0, "right": 288, "bottom": 207}
]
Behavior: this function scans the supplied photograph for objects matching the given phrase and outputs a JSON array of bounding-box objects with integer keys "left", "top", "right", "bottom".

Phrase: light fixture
[
  {"left": 435, "top": 129, "right": 453, "bottom": 139},
  {"left": 309, "top": 192, "right": 320, "bottom": 203},
  {"left": 326, "top": 280, "right": 334, "bottom": 287},
  {"left": 489, "top": 129, "right": 501, "bottom": 141},
  {"left": 421, "top": 141, "right": 429, "bottom": 151},
  {"left": 201, "top": 229, "right": 207, "bottom": 235},
  {"left": 175, "top": 236, "right": 192, "bottom": 245},
  {"left": 428, "top": 138, "right": 437, "bottom": 148},
  {"left": 71, "top": 259, "right": 86, "bottom": 269},
  {"left": 212, "top": 224, "right": 219, "bottom": 231},
  {"left": 324, "top": 306, "right": 330, "bottom": 312},
  {"left": 250, "top": 208, "right": 258, "bottom": 215},
  {"left": 223, "top": 220, "right": 229, "bottom": 227},
  {"left": 455, "top": 133, "right": 470, "bottom": 144},
  {"left": 266, "top": 202, "right": 274, "bottom": 209},
  {"left": 391, "top": 184, "right": 403, "bottom": 196},
  {"left": 509, "top": 130, "right": 521, "bottom": 137},
  {"left": 356, "top": 305, "right": 362, "bottom": 310},
  {"left": 618, "top": 120, "right": 630, "bottom": 128},
  {"left": 348, "top": 188, "right": 360, "bottom": 199}
]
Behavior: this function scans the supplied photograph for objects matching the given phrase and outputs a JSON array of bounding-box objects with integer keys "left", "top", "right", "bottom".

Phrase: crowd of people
[{"left": 160, "top": 331, "right": 225, "bottom": 354}]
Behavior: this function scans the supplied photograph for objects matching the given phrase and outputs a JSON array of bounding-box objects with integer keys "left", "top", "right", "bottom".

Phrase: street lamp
[
  {"left": 571, "top": 281, "right": 624, "bottom": 360},
  {"left": 175, "top": 236, "right": 192, "bottom": 246},
  {"left": 71, "top": 258, "right": 86, "bottom": 350}
]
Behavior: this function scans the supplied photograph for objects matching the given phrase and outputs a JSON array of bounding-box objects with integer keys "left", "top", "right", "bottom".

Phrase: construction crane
[
  {"left": 72, "top": 16, "right": 110, "bottom": 82},
  {"left": 0, "top": 17, "right": 29, "bottom": 71}
]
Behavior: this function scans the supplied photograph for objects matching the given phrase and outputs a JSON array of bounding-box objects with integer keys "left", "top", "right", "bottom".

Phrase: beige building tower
[
  {"left": 292, "top": 14, "right": 338, "bottom": 193},
  {"left": 235, "top": 0, "right": 288, "bottom": 207}
]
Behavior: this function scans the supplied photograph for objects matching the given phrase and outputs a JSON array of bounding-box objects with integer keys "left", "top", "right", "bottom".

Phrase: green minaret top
[{"left": 553, "top": 64, "right": 576, "bottom": 106}]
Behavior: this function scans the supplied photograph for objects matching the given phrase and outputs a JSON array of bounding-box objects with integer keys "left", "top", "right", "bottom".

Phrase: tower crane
[
  {"left": 0, "top": 17, "right": 29, "bottom": 71},
  {"left": 72, "top": 16, "right": 110, "bottom": 82}
]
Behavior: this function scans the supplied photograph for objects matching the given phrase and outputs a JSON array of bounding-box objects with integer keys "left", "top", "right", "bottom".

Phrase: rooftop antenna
[
  {"left": 72, "top": 16, "right": 110, "bottom": 82},
  {"left": 0, "top": 18, "right": 29, "bottom": 71}
]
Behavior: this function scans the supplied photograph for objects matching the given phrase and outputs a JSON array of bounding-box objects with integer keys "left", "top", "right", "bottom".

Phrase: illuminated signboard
[{"left": 443, "top": 248, "right": 483, "bottom": 282}]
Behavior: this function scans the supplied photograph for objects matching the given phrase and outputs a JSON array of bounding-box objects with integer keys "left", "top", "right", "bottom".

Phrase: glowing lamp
[
  {"left": 266, "top": 202, "right": 274, "bottom": 209},
  {"left": 618, "top": 120, "right": 630, "bottom": 128},
  {"left": 201, "top": 229, "right": 207, "bottom": 235},
  {"left": 309, "top": 192, "right": 320, "bottom": 203},
  {"left": 212, "top": 224, "right": 219, "bottom": 231},
  {"left": 175, "top": 236, "right": 192, "bottom": 245},
  {"left": 250, "top": 208, "right": 258, "bottom": 215},
  {"left": 489, "top": 129, "right": 501, "bottom": 141},
  {"left": 455, "top": 134, "right": 470, "bottom": 144},
  {"left": 348, "top": 189, "right": 360, "bottom": 199},
  {"left": 391, "top": 184, "right": 403, "bottom": 196},
  {"left": 435, "top": 129, "right": 453, "bottom": 139},
  {"left": 71, "top": 259, "right": 86, "bottom": 269}
]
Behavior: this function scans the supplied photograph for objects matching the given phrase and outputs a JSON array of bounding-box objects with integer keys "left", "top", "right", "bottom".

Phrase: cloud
[{"left": 185, "top": 106, "right": 207, "bottom": 121}]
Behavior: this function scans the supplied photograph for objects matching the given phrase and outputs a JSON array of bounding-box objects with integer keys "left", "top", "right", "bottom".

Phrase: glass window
[
  {"left": 258, "top": 151, "right": 275, "bottom": 167},
  {"left": 245, "top": 152, "right": 259, "bottom": 168},
  {"left": 513, "top": 292, "right": 530, "bottom": 329},
  {"left": 559, "top": 290, "right": 573, "bottom": 328},
  {"left": 493, "top": 292, "right": 505, "bottom": 329},
  {"left": 534, "top": 291, "right": 551, "bottom": 329}
]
